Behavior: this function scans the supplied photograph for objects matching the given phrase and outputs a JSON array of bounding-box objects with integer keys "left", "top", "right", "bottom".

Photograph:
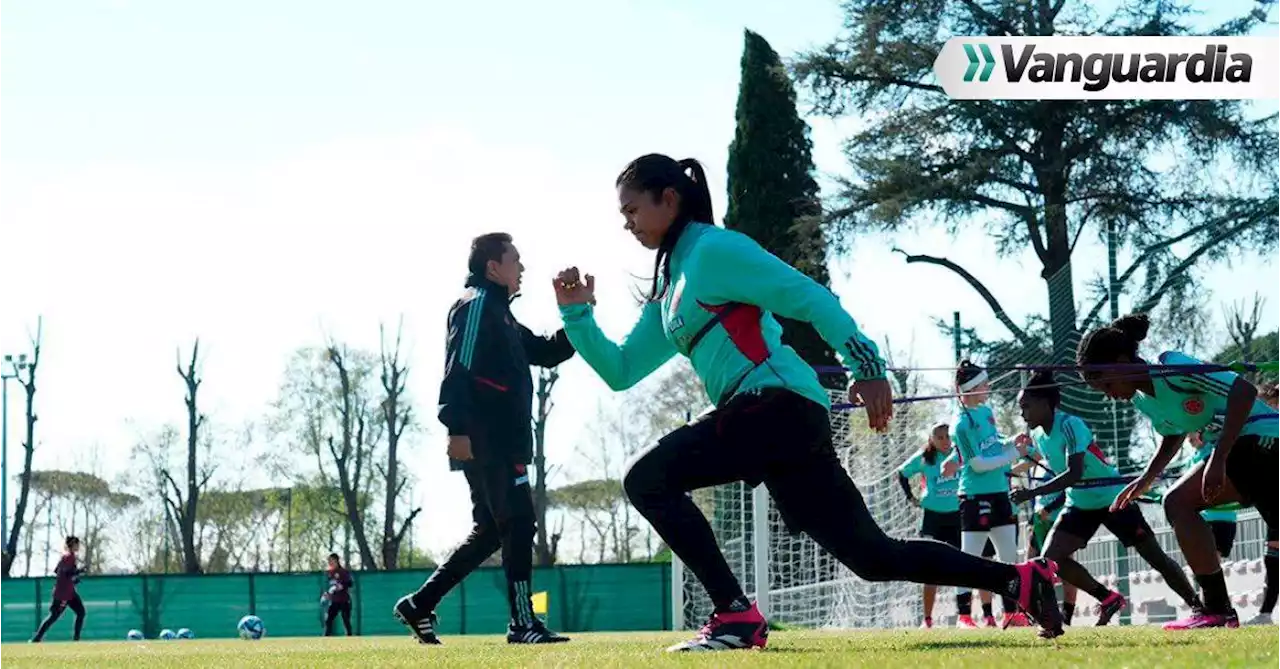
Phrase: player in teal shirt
[
  {"left": 896, "top": 423, "right": 963, "bottom": 628},
  {"left": 940, "top": 362, "right": 1028, "bottom": 627},
  {"left": 1189, "top": 432, "right": 1240, "bottom": 559},
  {"left": 1079, "top": 313, "right": 1277, "bottom": 629},
  {"left": 554, "top": 154, "right": 1063, "bottom": 650},
  {"left": 1012, "top": 371, "right": 1202, "bottom": 624}
]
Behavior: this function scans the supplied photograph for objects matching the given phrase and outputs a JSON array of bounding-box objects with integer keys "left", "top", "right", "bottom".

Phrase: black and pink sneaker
[
  {"left": 666, "top": 602, "right": 768, "bottom": 652},
  {"left": 1162, "top": 609, "right": 1239, "bottom": 630},
  {"left": 1011, "top": 558, "right": 1065, "bottom": 639},
  {"left": 1095, "top": 591, "right": 1127, "bottom": 626}
]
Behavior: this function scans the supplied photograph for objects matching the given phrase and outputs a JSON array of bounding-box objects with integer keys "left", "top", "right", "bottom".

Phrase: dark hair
[
  {"left": 1261, "top": 381, "right": 1278, "bottom": 404},
  {"left": 1077, "top": 313, "right": 1151, "bottom": 371},
  {"left": 922, "top": 423, "right": 949, "bottom": 464},
  {"left": 468, "top": 232, "right": 513, "bottom": 277},
  {"left": 616, "top": 154, "right": 714, "bottom": 301},
  {"left": 1023, "top": 370, "right": 1061, "bottom": 408},
  {"left": 955, "top": 359, "right": 984, "bottom": 387},
  {"left": 65, "top": 535, "right": 80, "bottom": 549},
  {"left": 328, "top": 552, "right": 340, "bottom": 562}
]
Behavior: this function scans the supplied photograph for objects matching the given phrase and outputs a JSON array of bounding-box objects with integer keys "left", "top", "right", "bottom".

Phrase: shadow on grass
[{"left": 906, "top": 635, "right": 1199, "bottom": 651}]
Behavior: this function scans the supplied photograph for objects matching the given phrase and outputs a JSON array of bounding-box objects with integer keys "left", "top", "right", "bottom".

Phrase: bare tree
[
  {"left": 378, "top": 321, "right": 419, "bottom": 569},
  {"left": 325, "top": 344, "right": 381, "bottom": 569},
  {"left": 2, "top": 316, "right": 41, "bottom": 578},
  {"left": 159, "top": 341, "right": 213, "bottom": 573},
  {"left": 533, "top": 367, "right": 561, "bottom": 565}
]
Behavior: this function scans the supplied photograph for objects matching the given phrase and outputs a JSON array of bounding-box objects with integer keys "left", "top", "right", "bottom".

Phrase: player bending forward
[
  {"left": 1079, "top": 314, "right": 1278, "bottom": 629},
  {"left": 553, "top": 153, "right": 1064, "bottom": 652},
  {"left": 1011, "top": 371, "right": 1203, "bottom": 624}
]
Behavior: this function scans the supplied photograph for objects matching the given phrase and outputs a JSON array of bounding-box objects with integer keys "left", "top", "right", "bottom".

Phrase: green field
[{"left": 4, "top": 627, "right": 1277, "bottom": 668}]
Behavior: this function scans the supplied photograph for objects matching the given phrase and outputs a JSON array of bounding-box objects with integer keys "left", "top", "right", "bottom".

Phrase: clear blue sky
[{"left": 1, "top": 0, "right": 1276, "bottom": 567}]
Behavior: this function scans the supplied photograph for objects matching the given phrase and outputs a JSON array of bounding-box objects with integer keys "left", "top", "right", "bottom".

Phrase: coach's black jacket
[{"left": 438, "top": 274, "right": 575, "bottom": 470}]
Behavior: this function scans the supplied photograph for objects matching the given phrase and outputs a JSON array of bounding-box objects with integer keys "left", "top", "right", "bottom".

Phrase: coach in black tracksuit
[{"left": 395, "top": 232, "right": 574, "bottom": 645}]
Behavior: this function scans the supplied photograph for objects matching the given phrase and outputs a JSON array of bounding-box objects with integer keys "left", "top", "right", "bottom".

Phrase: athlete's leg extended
[
  {"left": 760, "top": 407, "right": 1061, "bottom": 633},
  {"left": 1131, "top": 535, "right": 1201, "bottom": 608},
  {"left": 396, "top": 467, "right": 500, "bottom": 644},
  {"left": 623, "top": 417, "right": 760, "bottom": 612},
  {"left": 1042, "top": 517, "right": 1121, "bottom": 623},
  {"left": 31, "top": 599, "right": 67, "bottom": 642},
  {"left": 408, "top": 468, "right": 502, "bottom": 611}
]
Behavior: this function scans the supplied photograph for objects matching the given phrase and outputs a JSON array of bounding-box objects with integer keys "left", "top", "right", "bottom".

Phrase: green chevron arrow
[{"left": 962, "top": 43, "right": 997, "bottom": 82}]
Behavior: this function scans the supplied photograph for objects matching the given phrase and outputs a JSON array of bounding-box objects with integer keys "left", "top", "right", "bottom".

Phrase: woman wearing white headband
[{"left": 942, "top": 360, "right": 1030, "bottom": 628}]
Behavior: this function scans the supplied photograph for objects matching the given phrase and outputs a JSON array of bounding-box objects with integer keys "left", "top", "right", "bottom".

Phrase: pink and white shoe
[
  {"left": 920, "top": 617, "right": 934, "bottom": 629},
  {"left": 1162, "top": 610, "right": 1239, "bottom": 630},
  {"left": 666, "top": 602, "right": 768, "bottom": 652},
  {"left": 956, "top": 614, "right": 978, "bottom": 629}
]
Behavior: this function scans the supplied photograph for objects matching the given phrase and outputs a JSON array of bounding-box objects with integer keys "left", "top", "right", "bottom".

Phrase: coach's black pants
[
  {"left": 411, "top": 462, "right": 538, "bottom": 626},
  {"left": 33, "top": 595, "right": 85, "bottom": 641},
  {"left": 623, "top": 388, "right": 1021, "bottom": 611},
  {"left": 324, "top": 601, "right": 352, "bottom": 636}
]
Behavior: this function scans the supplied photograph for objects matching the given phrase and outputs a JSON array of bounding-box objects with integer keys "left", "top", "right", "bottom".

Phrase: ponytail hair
[
  {"left": 616, "top": 154, "right": 715, "bottom": 301},
  {"left": 955, "top": 359, "right": 989, "bottom": 393},
  {"left": 1077, "top": 313, "right": 1151, "bottom": 372}
]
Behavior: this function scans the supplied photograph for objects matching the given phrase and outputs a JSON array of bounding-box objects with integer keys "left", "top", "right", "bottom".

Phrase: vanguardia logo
[
  {"left": 935, "top": 37, "right": 1277, "bottom": 100},
  {"left": 963, "top": 43, "right": 996, "bottom": 82}
]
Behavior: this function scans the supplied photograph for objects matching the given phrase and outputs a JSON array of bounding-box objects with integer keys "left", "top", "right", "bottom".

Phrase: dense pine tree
[{"left": 726, "top": 29, "right": 846, "bottom": 390}]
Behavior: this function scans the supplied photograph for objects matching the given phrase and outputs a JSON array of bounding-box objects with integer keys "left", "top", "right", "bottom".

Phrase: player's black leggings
[
  {"left": 33, "top": 595, "right": 85, "bottom": 642},
  {"left": 324, "top": 601, "right": 353, "bottom": 636},
  {"left": 623, "top": 388, "right": 1024, "bottom": 612}
]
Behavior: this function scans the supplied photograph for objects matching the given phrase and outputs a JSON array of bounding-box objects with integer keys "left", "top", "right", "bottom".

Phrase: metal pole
[
  {"left": 952, "top": 312, "right": 962, "bottom": 365},
  {"left": 286, "top": 487, "right": 293, "bottom": 572},
  {"left": 2, "top": 374, "right": 9, "bottom": 548},
  {"left": 1106, "top": 219, "right": 1131, "bottom": 625}
]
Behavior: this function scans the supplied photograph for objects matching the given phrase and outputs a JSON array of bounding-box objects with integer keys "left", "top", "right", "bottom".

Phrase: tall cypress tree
[{"left": 726, "top": 29, "right": 845, "bottom": 390}]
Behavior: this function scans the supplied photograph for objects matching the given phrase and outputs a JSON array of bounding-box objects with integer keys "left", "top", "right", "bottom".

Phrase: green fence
[{"left": 1, "top": 563, "right": 671, "bottom": 642}]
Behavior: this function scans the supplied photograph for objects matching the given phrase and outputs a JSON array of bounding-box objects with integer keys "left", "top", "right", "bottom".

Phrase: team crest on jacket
[{"left": 1183, "top": 397, "right": 1205, "bottom": 415}]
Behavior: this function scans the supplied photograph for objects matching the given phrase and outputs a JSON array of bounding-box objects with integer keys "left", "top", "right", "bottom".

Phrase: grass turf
[{"left": 4, "top": 627, "right": 1277, "bottom": 668}]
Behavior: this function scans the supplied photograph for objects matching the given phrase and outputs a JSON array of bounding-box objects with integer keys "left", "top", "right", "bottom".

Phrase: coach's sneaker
[
  {"left": 1162, "top": 609, "right": 1240, "bottom": 630},
  {"left": 955, "top": 614, "right": 978, "bottom": 629},
  {"left": 1012, "top": 558, "right": 1065, "bottom": 639},
  {"left": 666, "top": 602, "right": 768, "bottom": 652},
  {"left": 507, "top": 620, "right": 570, "bottom": 644},
  {"left": 1095, "top": 591, "right": 1127, "bottom": 626},
  {"left": 393, "top": 596, "right": 441, "bottom": 645}
]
